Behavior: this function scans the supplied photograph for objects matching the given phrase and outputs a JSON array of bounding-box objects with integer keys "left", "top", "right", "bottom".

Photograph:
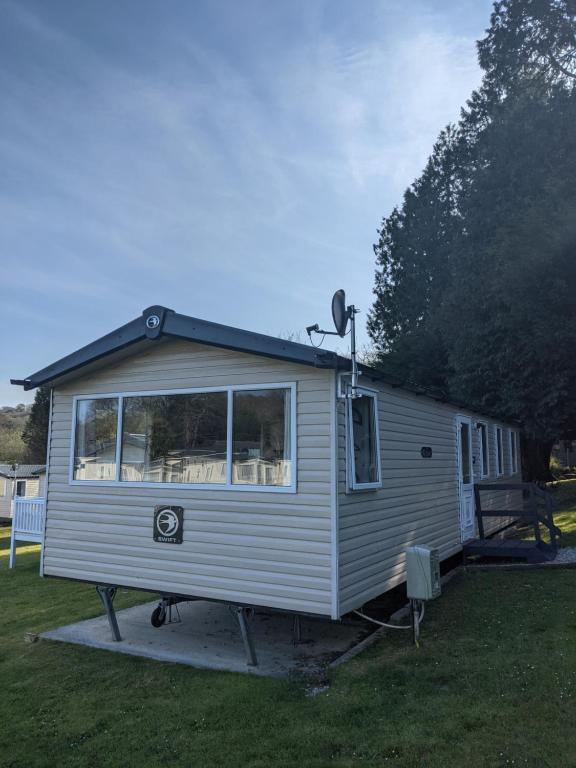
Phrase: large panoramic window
[
  {"left": 348, "top": 390, "right": 381, "bottom": 490},
  {"left": 232, "top": 388, "right": 292, "bottom": 487},
  {"left": 71, "top": 385, "right": 295, "bottom": 490},
  {"left": 121, "top": 392, "right": 228, "bottom": 484},
  {"left": 73, "top": 398, "right": 119, "bottom": 480}
]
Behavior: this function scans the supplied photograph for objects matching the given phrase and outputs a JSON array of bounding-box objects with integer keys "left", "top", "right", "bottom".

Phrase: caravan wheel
[{"left": 151, "top": 604, "right": 167, "bottom": 628}]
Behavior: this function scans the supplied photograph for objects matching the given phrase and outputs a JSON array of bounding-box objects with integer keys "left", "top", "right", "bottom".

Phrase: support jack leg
[
  {"left": 96, "top": 586, "right": 122, "bottom": 642},
  {"left": 232, "top": 606, "right": 258, "bottom": 667}
]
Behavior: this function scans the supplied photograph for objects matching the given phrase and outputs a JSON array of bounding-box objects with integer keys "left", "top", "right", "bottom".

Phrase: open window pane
[
  {"left": 121, "top": 393, "right": 227, "bottom": 483},
  {"left": 73, "top": 398, "right": 118, "bottom": 480},
  {"left": 232, "top": 388, "right": 291, "bottom": 486},
  {"left": 350, "top": 395, "right": 380, "bottom": 486}
]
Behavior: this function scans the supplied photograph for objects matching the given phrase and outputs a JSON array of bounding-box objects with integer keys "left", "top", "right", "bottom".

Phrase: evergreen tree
[
  {"left": 369, "top": 0, "right": 576, "bottom": 479},
  {"left": 22, "top": 386, "right": 51, "bottom": 463}
]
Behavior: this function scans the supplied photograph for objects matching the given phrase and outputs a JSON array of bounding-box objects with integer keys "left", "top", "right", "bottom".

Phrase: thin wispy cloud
[{"left": 0, "top": 0, "right": 492, "bottom": 404}]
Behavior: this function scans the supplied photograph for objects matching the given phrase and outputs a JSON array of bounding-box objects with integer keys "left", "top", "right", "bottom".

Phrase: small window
[
  {"left": 232, "top": 388, "right": 292, "bottom": 487},
  {"left": 478, "top": 423, "right": 489, "bottom": 478},
  {"left": 510, "top": 430, "right": 518, "bottom": 475},
  {"left": 348, "top": 391, "right": 381, "bottom": 490},
  {"left": 15, "top": 480, "right": 27, "bottom": 497},
  {"left": 73, "top": 398, "right": 119, "bottom": 480},
  {"left": 0, "top": 477, "right": 6, "bottom": 496},
  {"left": 496, "top": 427, "right": 504, "bottom": 476}
]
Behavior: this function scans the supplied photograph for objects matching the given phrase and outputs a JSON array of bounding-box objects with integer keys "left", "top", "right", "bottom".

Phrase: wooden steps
[{"left": 463, "top": 538, "right": 557, "bottom": 564}]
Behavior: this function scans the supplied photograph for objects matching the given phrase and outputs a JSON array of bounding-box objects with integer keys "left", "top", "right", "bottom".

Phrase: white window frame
[
  {"left": 346, "top": 386, "right": 382, "bottom": 492},
  {"left": 495, "top": 426, "right": 504, "bottom": 477},
  {"left": 69, "top": 383, "right": 297, "bottom": 494},
  {"left": 477, "top": 421, "right": 489, "bottom": 479},
  {"left": 15, "top": 479, "right": 27, "bottom": 497},
  {"left": 509, "top": 430, "right": 518, "bottom": 475}
]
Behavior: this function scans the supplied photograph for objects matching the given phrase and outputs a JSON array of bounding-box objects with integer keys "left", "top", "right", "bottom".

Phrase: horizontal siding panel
[
  {"left": 46, "top": 527, "right": 330, "bottom": 567},
  {"left": 45, "top": 546, "right": 329, "bottom": 590},
  {"left": 339, "top": 497, "right": 457, "bottom": 533},
  {"left": 47, "top": 513, "right": 331, "bottom": 540},
  {"left": 46, "top": 517, "right": 331, "bottom": 550},
  {"left": 46, "top": 537, "right": 330, "bottom": 575},
  {"left": 43, "top": 563, "right": 330, "bottom": 614}
]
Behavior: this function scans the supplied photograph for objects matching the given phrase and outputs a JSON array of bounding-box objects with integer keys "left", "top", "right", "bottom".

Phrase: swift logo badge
[
  {"left": 146, "top": 314, "right": 160, "bottom": 329},
  {"left": 153, "top": 506, "right": 184, "bottom": 544}
]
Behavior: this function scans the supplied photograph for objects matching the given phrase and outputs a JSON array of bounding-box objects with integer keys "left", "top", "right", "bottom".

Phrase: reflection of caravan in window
[{"left": 13, "top": 305, "right": 521, "bottom": 620}]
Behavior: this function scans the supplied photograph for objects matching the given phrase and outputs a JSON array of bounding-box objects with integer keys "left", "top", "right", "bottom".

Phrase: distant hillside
[{"left": 0, "top": 404, "right": 31, "bottom": 463}]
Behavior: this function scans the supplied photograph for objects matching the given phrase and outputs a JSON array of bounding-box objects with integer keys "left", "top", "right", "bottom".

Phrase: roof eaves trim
[
  {"left": 11, "top": 315, "right": 147, "bottom": 391},
  {"left": 11, "top": 305, "right": 339, "bottom": 390}
]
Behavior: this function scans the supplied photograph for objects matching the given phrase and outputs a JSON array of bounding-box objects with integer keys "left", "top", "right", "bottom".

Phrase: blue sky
[{"left": 1, "top": 0, "right": 493, "bottom": 405}]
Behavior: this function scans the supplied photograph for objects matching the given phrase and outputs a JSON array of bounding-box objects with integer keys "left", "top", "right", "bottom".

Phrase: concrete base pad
[{"left": 42, "top": 600, "right": 369, "bottom": 677}]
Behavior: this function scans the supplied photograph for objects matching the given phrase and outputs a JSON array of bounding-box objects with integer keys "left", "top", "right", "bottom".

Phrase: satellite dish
[{"left": 332, "top": 289, "right": 348, "bottom": 337}]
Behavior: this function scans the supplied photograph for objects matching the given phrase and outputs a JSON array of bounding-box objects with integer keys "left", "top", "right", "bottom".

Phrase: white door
[{"left": 456, "top": 416, "right": 475, "bottom": 541}]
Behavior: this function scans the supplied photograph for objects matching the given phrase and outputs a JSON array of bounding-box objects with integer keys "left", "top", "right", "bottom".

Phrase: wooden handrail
[{"left": 474, "top": 482, "right": 561, "bottom": 548}]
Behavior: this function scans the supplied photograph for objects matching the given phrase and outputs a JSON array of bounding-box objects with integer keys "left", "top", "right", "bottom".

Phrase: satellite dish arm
[
  {"left": 349, "top": 305, "right": 360, "bottom": 396},
  {"left": 306, "top": 324, "right": 342, "bottom": 339}
]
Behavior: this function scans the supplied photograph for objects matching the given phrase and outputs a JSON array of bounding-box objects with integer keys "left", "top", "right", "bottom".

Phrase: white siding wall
[
  {"left": 44, "top": 341, "right": 334, "bottom": 616},
  {"left": 337, "top": 379, "right": 522, "bottom": 615}
]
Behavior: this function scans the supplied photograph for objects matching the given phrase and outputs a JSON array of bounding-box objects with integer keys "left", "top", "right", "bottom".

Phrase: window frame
[
  {"left": 478, "top": 421, "right": 489, "bottom": 479},
  {"left": 69, "top": 383, "right": 297, "bottom": 493},
  {"left": 495, "top": 426, "right": 504, "bottom": 477},
  {"left": 346, "top": 386, "right": 382, "bottom": 492},
  {"left": 15, "top": 479, "right": 27, "bottom": 497}
]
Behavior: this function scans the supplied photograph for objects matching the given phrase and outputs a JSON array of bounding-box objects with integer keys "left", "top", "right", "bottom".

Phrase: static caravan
[
  {"left": 0, "top": 464, "right": 46, "bottom": 521},
  {"left": 12, "top": 306, "right": 521, "bottom": 636}
]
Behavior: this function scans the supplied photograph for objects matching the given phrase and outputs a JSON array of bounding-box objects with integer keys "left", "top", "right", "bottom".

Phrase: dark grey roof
[
  {"left": 11, "top": 306, "right": 347, "bottom": 392},
  {"left": 10, "top": 304, "right": 517, "bottom": 421},
  {"left": 0, "top": 464, "right": 46, "bottom": 478}
]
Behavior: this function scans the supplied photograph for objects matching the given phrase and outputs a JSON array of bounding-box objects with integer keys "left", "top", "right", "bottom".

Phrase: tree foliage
[
  {"left": 369, "top": 0, "right": 576, "bottom": 478},
  {"left": 21, "top": 386, "right": 51, "bottom": 463},
  {"left": 0, "top": 404, "right": 29, "bottom": 463}
]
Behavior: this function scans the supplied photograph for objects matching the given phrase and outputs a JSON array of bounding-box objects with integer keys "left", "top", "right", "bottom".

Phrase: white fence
[{"left": 9, "top": 496, "right": 45, "bottom": 568}]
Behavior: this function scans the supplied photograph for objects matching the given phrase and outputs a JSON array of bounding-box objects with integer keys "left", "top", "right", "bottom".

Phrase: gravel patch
[{"left": 553, "top": 547, "right": 576, "bottom": 563}]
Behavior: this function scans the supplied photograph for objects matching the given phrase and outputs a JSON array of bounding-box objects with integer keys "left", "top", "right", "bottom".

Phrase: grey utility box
[{"left": 406, "top": 545, "right": 441, "bottom": 601}]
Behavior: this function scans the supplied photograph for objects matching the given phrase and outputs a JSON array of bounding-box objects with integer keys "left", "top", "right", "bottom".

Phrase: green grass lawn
[
  {"left": 2, "top": 523, "right": 576, "bottom": 768},
  {"left": 549, "top": 480, "right": 576, "bottom": 547},
  {"left": 516, "top": 479, "right": 576, "bottom": 547}
]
